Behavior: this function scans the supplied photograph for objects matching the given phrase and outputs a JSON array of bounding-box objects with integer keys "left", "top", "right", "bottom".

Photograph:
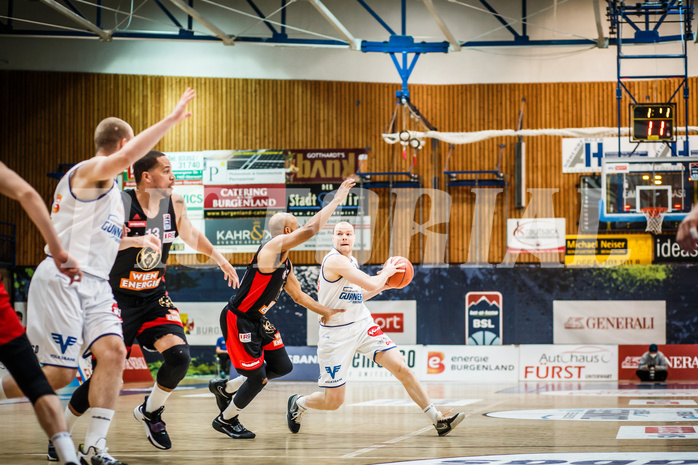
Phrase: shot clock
[{"left": 630, "top": 103, "right": 676, "bottom": 142}]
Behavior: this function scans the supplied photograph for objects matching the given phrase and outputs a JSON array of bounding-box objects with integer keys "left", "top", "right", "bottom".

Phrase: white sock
[
  {"left": 145, "top": 384, "right": 172, "bottom": 413},
  {"left": 0, "top": 378, "right": 6, "bottom": 400},
  {"left": 423, "top": 404, "right": 442, "bottom": 425},
  {"left": 225, "top": 376, "right": 246, "bottom": 394},
  {"left": 51, "top": 431, "right": 78, "bottom": 465},
  {"left": 65, "top": 406, "right": 83, "bottom": 434},
  {"left": 296, "top": 396, "right": 308, "bottom": 411},
  {"left": 83, "top": 407, "right": 114, "bottom": 450},
  {"left": 222, "top": 399, "right": 242, "bottom": 421}
]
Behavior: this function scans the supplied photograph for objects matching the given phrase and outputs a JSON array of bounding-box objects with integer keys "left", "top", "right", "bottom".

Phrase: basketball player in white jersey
[
  {"left": 286, "top": 221, "right": 465, "bottom": 437},
  {"left": 0, "top": 88, "right": 197, "bottom": 465}
]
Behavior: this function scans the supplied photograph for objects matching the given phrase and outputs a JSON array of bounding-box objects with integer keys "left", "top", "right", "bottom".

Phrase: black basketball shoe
[
  {"left": 47, "top": 440, "right": 58, "bottom": 461},
  {"left": 209, "top": 378, "right": 235, "bottom": 412},
  {"left": 286, "top": 394, "right": 304, "bottom": 433},
  {"left": 212, "top": 414, "right": 255, "bottom": 439},
  {"left": 435, "top": 411, "right": 465, "bottom": 436},
  {"left": 133, "top": 398, "right": 172, "bottom": 450}
]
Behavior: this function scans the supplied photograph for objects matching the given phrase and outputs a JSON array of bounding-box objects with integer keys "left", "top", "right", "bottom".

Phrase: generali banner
[
  {"left": 553, "top": 300, "right": 666, "bottom": 344},
  {"left": 619, "top": 344, "right": 698, "bottom": 381},
  {"left": 519, "top": 344, "right": 618, "bottom": 381}
]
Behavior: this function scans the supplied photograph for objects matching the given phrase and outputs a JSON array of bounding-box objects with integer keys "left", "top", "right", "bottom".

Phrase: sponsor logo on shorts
[
  {"left": 163, "top": 214, "right": 171, "bottom": 230},
  {"left": 111, "top": 303, "right": 122, "bottom": 320},
  {"left": 51, "top": 333, "right": 78, "bottom": 354},
  {"left": 427, "top": 351, "right": 446, "bottom": 374},
  {"left": 367, "top": 325, "right": 384, "bottom": 337},
  {"left": 241, "top": 360, "right": 261, "bottom": 369},
  {"left": 240, "top": 333, "right": 252, "bottom": 343},
  {"left": 120, "top": 271, "right": 161, "bottom": 290},
  {"left": 163, "top": 231, "right": 176, "bottom": 243},
  {"left": 325, "top": 365, "right": 341, "bottom": 379}
]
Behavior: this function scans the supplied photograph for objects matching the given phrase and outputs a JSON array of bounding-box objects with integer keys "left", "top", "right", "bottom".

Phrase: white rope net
[{"left": 382, "top": 126, "right": 698, "bottom": 145}]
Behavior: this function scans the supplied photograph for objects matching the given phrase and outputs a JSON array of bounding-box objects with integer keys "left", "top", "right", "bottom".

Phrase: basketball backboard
[{"left": 599, "top": 156, "right": 698, "bottom": 225}]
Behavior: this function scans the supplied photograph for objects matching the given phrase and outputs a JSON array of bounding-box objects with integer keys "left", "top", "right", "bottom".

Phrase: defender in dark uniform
[
  {"left": 61, "top": 151, "right": 239, "bottom": 452},
  {"left": 208, "top": 177, "right": 356, "bottom": 439}
]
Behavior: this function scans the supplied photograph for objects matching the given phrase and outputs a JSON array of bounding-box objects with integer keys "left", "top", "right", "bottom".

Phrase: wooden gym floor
[{"left": 1, "top": 379, "right": 697, "bottom": 465}]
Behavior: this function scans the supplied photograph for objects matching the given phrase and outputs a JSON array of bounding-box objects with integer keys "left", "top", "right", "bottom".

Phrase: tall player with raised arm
[
  {"left": 208, "top": 178, "right": 355, "bottom": 439},
  {"left": 0, "top": 88, "right": 197, "bottom": 465},
  {"left": 59, "top": 150, "right": 240, "bottom": 452}
]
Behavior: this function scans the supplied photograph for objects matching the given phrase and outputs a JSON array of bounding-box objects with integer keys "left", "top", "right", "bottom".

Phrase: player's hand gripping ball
[{"left": 383, "top": 256, "right": 414, "bottom": 289}]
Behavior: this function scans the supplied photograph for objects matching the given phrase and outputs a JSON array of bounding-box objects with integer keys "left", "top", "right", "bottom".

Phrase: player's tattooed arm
[
  {"left": 284, "top": 270, "right": 344, "bottom": 324},
  {"left": 173, "top": 192, "right": 239, "bottom": 288}
]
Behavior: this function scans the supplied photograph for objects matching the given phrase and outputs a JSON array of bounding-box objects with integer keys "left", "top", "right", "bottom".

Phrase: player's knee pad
[
  {"left": 69, "top": 377, "right": 91, "bottom": 414},
  {"left": 157, "top": 344, "right": 190, "bottom": 390},
  {"left": 264, "top": 349, "right": 293, "bottom": 380}
]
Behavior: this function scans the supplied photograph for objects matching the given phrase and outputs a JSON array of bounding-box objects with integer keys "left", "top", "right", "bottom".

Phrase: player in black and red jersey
[
  {"left": 0, "top": 162, "right": 82, "bottom": 465},
  {"left": 208, "top": 177, "right": 355, "bottom": 439},
  {"left": 58, "top": 151, "right": 240, "bottom": 453}
]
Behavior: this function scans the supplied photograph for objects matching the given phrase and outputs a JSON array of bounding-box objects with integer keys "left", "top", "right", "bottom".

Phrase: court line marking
[{"left": 341, "top": 426, "right": 433, "bottom": 458}]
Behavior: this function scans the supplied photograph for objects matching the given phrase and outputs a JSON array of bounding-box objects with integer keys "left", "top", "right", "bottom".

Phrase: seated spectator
[{"left": 636, "top": 344, "right": 668, "bottom": 382}]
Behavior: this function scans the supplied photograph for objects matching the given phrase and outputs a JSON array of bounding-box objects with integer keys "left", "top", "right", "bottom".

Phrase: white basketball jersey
[
  {"left": 47, "top": 161, "right": 124, "bottom": 280},
  {"left": 317, "top": 248, "right": 371, "bottom": 326}
]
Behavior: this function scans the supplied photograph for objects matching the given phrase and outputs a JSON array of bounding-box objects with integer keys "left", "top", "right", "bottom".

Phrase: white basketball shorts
[
  {"left": 26, "top": 258, "right": 123, "bottom": 368},
  {"left": 317, "top": 316, "right": 396, "bottom": 388}
]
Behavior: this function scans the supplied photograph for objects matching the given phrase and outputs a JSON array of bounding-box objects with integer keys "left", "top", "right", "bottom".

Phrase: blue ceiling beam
[
  {"left": 154, "top": 0, "right": 185, "bottom": 30},
  {"left": 245, "top": 0, "right": 279, "bottom": 36},
  {"left": 355, "top": 0, "right": 396, "bottom": 36}
]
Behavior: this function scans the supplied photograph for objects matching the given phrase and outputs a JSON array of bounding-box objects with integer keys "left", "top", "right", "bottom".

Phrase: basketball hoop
[{"left": 641, "top": 207, "right": 668, "bottom": 234}]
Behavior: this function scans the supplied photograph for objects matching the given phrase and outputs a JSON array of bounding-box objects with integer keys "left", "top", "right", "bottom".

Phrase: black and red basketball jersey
[
  {"left": 229, "top": 243, "right": 291, "bottom": 319},
  {"left": 109, "top": 190, "right": 178, "bottom": 297}
]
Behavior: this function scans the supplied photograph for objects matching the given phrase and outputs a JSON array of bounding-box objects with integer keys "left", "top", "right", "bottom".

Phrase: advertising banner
[
  {"left": 293, "top": 216, "right": 371, "bottom": 252},
  {"left": 176, "top": 302, "right": 227, "bottom": 346},
  {"left": 169, "top": 219, "right": 205, "bottom": 255},
  {"left": 420, "top": 345, "right": 518, "bottom": 383},
  {"left": 306, "top": 300, "right": 416, "bottom": 346},
  {"left": 203, "top": 184, "right": 286, "bottom": 219},
  {"left": 519, "top": 344, "right": 618, "bottom": 381},
  {"left": 204, "top": 218, "right": 271, "bottom": 253},
  {"left": 465, "top": 292, "right": 502, "bottom": 345},
  {"left": 553, "top": 301, "right": 666, "bottom": 344},
  {"left": 173, "top": 184, "right": 204, "bottom": 220},
  {"left": 283, "top": 346, "right": 321, "bottom": 381},
  {"left": 124, "top": 151, "right": 204, "bottom": 187},
  {"left": 203, "top": 150, "right": 286, "bottom": 185},
  {"left": 287, "top": 183, "right": 361, "bottom": 217},
  {"left": 562, "top": 136, "right": 698, "bottom": 173},
  {"left": 565, "top": 234, "right": 653, "bottom": 266},
  {"left": 653, "top": 234, "right": 698, "bottom": 263},
  {"left": 285, "top": 149, "right": 363, "bottom": 184},
  {"left": 506, "top": 218, "right": 566, "bottom": 253},
  {"left": 347, "top": 345, "right": 422, "bottom": 381},
  {"left": 619, "top": 344, "right": 698, "bottom": 381}
]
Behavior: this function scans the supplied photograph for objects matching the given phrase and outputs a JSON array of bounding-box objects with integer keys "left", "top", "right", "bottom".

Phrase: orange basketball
[{"left": 384, "top": 256, "right": 414, "bottom": 289}]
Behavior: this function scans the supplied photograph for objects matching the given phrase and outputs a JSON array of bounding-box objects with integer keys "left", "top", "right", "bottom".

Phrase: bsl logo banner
[
  {"left": 466, "top": 292, "right": 502, "bottom": 346},
  {"left": 618, "top": 344, "right": 698, "bottom": 381}
]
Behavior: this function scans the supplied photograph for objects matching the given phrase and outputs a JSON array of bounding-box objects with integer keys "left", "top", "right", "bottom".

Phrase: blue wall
[
  {"left": 13, "top": 264, "right": 697, "bottom": 345},
  {"left": 161, "top": 264, "right": 698, "bottom": 346}
]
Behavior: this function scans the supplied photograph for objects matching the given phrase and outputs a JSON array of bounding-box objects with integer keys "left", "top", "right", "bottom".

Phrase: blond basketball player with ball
[{"left": 286, "top": 221, "right": 464, "bottom": 436}]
